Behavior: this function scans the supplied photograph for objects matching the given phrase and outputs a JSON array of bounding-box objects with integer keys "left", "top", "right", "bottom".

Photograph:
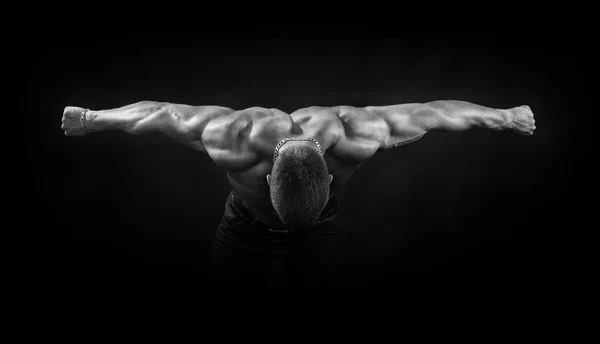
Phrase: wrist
[
  {"left": 84, "top": 110, "right": 104, "bottom": 131},
  {"left": 502, "top": 109, "right": 514, "bottom": 130}
]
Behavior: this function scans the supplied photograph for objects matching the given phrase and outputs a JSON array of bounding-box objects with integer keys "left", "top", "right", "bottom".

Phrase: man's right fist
[
  {"left": 62, "top": 106, "right": 88, "bottom": 136},
  {"left": 509, "top": 105, "right": 536, "bottom": 136}
]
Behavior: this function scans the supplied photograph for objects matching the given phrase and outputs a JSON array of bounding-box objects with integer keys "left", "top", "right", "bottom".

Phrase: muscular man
[{"left": 61, "top": 100, "right": 535, "bottom": 288}]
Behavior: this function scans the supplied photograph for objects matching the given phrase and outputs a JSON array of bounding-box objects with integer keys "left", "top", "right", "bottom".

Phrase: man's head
[{"left": 267, "top": 141, "right": 333, "bottom": 231}]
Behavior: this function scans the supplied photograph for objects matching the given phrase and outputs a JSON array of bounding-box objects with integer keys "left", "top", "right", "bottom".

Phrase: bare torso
[
  {"left": 183, "top": 106, "right": 382, "bottom": 228},
  {"left": 63, "top": 100, "right": 535, "bottom": 229}
]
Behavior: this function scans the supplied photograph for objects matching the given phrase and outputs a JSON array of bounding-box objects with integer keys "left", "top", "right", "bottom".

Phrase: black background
[{"left": 21, "top": 21, "right": 586, "bottom": 303}]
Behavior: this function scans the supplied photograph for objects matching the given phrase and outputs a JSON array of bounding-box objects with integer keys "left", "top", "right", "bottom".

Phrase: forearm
[
  {"left": 427, "top": 100, "right": 512, "bottom": 132},
  {"left": 82, "top": 101, "right": 235, "bottom": 141},
  {"left": 85, "top": 101, "right": 171, "bottom": 134}
]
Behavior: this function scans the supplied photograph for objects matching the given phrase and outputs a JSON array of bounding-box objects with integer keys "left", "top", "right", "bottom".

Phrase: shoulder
[
  {"left": 304, "top": 106, "right": 388, "bottom": 164},
  {"left": 201, "top": 107, "right": 288, "bottom": 170},
  {"left": 332, "top": 106, "right": 388, "bottom": 143},
  {"left": 290, "top": 105, "right": 386, "bottom": 131},
  {"left": 291, "top": 104, "right": 388, "bottom": 142},
  {"left": 204, "top": 107, "right": 282, "bottom": 133},
  {"left": 235, "top": 106, "right": 289, "bottom": 118}
]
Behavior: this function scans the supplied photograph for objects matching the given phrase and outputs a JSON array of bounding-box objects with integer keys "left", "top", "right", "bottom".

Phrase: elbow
[{"left": 414, "top": 103, "right": 444, "bottom": 132}]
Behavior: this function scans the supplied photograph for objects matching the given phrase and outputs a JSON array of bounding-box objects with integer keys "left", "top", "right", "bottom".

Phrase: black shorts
[{"left": 211, "top": 191, "right": 341, "bottom": 289}]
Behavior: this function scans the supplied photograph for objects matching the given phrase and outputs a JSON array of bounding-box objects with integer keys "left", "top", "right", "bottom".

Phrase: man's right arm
[{"left": 62, "top": 101, "right": 235, "bottom": 152}]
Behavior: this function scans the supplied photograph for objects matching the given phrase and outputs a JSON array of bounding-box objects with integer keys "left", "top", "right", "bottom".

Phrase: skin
[{"left": 62, "top": 101, "right": 535, "bottom": 228}]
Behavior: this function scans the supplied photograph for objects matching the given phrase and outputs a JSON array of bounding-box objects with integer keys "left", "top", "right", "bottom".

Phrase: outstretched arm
[
  {"left": 357, "top": 100, "right": 536, "bottom": 149},
  {"left": 61, "top": 101, "right": 234, "bottom": 151}
]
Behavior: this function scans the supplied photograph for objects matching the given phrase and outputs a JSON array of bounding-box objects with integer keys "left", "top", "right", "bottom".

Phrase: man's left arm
[{"left": 364, "top": 100, "right": 536, "bottom": 149}]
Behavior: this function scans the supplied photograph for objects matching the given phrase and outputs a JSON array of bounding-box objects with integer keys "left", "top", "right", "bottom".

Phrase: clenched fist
[
  {"left": 61, "top": 106, "right": 90, "bottom": 136},
  {"left": 509, "top": 105, "right": 536, "bottom": 135}
]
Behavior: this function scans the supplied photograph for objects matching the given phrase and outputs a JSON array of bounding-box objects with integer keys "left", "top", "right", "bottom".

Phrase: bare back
[{"left": 183, "top": 106, "right": 384, "bottom": 227}]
